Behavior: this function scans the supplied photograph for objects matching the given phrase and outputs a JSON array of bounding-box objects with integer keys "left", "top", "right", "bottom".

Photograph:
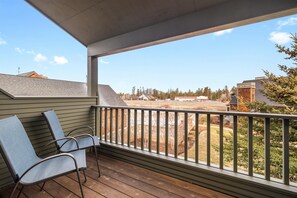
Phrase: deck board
[{"left": 0, "top": 154, "right": 232, "bottom": 198}]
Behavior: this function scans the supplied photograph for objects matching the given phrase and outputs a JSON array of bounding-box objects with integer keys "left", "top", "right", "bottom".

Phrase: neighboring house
[
  {"left": 175, "top": 96, "right": 208, "bottom": 102},
  {"left": 228, "top": 77, "right": 282, "bottom": 111},
  {"left": 0, "top": 73, "right": 126, "bottom": 107},
  {"left": 174, "top": 96, "right": 196, "bottom": 102},
  {"left": 226, "top": 93, "right": 237, "bottom": 111},
  {"left": 138, "top": 94, "right": 156, "bottom": 101},
  {"left": 18, "top": 71, "right": 48, "bottom": 79},
  {"left": 196, "top": 96, "right": 209, "bottom": 101}
]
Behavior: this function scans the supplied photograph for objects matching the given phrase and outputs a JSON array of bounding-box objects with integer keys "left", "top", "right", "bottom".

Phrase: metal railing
[{"left": 94, "top": 105, "right": 297, "bottom": 186}]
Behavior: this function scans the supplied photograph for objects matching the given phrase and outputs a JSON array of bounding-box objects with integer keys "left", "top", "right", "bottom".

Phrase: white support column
[{"left": 87, "top": 56, "right": 98, "bottom": 97}]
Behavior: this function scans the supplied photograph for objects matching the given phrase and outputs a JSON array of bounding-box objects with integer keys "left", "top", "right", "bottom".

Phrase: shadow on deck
[{"left": 0, "top": 154, "right": 232, "bottom": 198}]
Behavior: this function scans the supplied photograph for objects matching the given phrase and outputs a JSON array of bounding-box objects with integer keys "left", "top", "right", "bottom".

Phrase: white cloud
[
  {"left": 277, "top": 17, "right": 297, "bottom": 30},
  {"left": 15, "top": 47, "right": 36, "bottom": 55},
  {"left": 99, "top": 59, "right": 109, "bottom": 64},
  {"left": 213, "top": 28, "right": 233, "bottom": 36},
  {"left": 0, "top": 37, "right": 7, "bottom": 45},
  {"left": 54, "top": 56, "right": 68, "bottom": 65},
  {"left": 269, "top": 32, "right": 291, "bottom": 45},
  {"left": 15, "top": 47, "right": 24, "bottom": 53},
  {"left": 34, "top": 53, "right": 47, "bottom": 62}
]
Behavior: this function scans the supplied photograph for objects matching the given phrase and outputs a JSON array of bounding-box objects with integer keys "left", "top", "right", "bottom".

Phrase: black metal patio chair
[
  {"left": 0, "top": 115, "right": 86, "bottom": 198},
  {"left": 43, "top": 109, "right": 100, "bottom": 177}
]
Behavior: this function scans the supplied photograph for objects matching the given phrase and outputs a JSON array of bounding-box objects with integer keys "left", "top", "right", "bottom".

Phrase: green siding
[{"left": 0, "top": 92, "right": 97, "bottom": 188}]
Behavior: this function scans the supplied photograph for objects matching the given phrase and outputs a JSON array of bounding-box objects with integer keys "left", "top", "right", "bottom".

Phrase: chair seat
[
  {"left": 60, "top": 136, "right": 99, "bottom": 152},
  {"left": 21, "top": 150, "right": 86, "bottom": 185}
]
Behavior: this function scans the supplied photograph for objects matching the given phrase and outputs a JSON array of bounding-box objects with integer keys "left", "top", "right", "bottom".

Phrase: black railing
[{"left": 94, "top": 105, "right": 297, "bottom": 186}]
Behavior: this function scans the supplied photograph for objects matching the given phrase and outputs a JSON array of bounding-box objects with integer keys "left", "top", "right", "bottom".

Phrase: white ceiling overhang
[{"left": 26, "top": 0, "right": 297, "bottom": 57}]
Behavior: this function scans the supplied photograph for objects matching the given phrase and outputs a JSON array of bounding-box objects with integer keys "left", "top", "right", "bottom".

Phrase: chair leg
[
  {"left": 40, "top": 181, "right": 46, "bottom": 191},
  {"left": 76, "top": 169, "right": 85, "bottom": 198},
  {"left": 16, "top": 185, "right": 24, "bottom": 198},
  {"left": 93, "top": 146, "right": 101, "bottom": 177},
  {"left": 9, "top": 182, "right": 19, "bottom": 198},
  {"left": 83, "top": 169, "right": 87, "bottom": 183}
]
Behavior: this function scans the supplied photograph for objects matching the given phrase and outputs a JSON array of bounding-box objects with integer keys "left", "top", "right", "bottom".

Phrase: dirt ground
[{"left": 125, "top": 100, "right": 227, "bottom": 111}]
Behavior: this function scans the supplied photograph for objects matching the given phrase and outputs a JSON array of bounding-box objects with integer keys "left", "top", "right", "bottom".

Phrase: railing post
[
  {"left": 104, "top": 108, "right": 107, "bottom": 142},
  {"left": 174, "top": 112, "right": 178, "bottom": 158},
  {"left": 283, "top": 119, "right": 290, "bottom": 185},
  {"left": 248, "top": 117, "right": 253, "bottom": 176},
  {"left": 233, "top": 115, "right": 238, "bottom": 173},
  {"left": 184, "top": 112, "right": 188, "bottom": 161},
  {"left": 115, "top": 108, "right": 118, "bottom": 144},
  {"left": 219, "top": 115, "right": 224, "bottom": 169},
  {"left": 121, "top": 109, "right": 124, "bottom": 145},
  {"left": 110, "top": 108, "right": 113, "bottom": 142},
  {"left": 134, "top": 109, "right": 137, "bottom": 149},
  {"left": 141, "top": 110, "right": 144, "bottom": 150},
  {"left": 148, "top": 110, "right": 152, "bottom": 152},
  {"left": 165, "top": 111, "right": 169, "bottom": 156},
  {"left": 127, "top": 109, "right": 131, "bottom": 147},
  {"left": 157, "top": 110, "right": 160, "bottom": 154},
  {"left": 207, "top": 114, "right": 211, "bottom": 166},
  {"left": 195, "top": 113, "right": 199, "bottom": 163},
  {"left": 264, "top": 117, "right": 270, "bottom": 180},
  {"left": 99, "top": 107, "right": 102, "bottom": 141}
]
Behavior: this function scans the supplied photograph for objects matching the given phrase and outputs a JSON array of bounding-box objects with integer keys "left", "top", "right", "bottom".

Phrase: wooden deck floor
[{"left": 1, "top": 154, "right": 232, "bottom": 198}]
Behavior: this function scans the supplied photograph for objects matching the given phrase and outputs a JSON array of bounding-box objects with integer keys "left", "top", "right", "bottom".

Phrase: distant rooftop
[{"left": 0, "top": 73, "right": 126, "bottom": 107}]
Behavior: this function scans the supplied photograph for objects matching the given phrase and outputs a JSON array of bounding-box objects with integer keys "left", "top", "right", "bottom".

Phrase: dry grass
[{"left": 125, "top": 100, "right": 227, "bottom": 111}]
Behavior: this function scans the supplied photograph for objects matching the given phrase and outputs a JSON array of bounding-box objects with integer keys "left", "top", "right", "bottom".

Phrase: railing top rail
[{"left": 92, "top": 105, "right": 297, "bottom": 119}]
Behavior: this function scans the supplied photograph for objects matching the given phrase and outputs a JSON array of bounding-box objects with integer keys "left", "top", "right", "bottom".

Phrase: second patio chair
[
  {"left": 43, "top": 109, "right": 100, "bottom": 177},
  {"left": 0, "top": 115, "right": 86, "bottom": 198}
]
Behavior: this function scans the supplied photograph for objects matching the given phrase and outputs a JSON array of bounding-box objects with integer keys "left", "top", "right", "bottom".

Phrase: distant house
[
  {"left": 229, "top": 77, "right": 282, "bottom": 111},
  {"left": 138, "top": 94, "right": 156, "bottom": 101},
  {"left": 18, "top": 71, "right": 48, "bottom": 79},
  {"left": 196, "top": 96, "right": 208, "bottom": 101},
  {"left": 175, "top": 96, "right": 208, "bottom": 102},
  {"left": 0, "top": 73, "right": 127, "bottom": 107},
  {"left": 174, "top": 96, "right": 196, "bottom": 101}
]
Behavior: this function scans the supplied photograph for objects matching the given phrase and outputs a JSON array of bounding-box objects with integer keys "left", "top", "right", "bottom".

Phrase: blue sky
[{"left": 0, "top": 0, "right": 297, "bottom": 94}]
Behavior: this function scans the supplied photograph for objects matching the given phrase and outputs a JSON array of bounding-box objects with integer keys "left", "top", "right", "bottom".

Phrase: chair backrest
[
  {"left": 43, "top": 110, "right": 65, "bottom": 148},
  {"left": 0, "top": 116, "right": 39, "bottom": 181}
]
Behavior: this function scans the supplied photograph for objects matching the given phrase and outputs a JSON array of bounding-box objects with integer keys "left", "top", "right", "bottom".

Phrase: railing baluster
[
  {"left": 283, "top": 119, "right": 290, "bottom": 185},
  {"left": 195, "top": 113, "right": 199, "bottom": 163},
  {"left": 134, "top": 109, "right": 137, "bottom": 149},
  {"left": 157, "top": 111, "right": 160, "bottom": 154},
  {"left": 110, "top": 108, "right": 113, "bottom": 143},
  {"left": 219, "top": 115, "right": 224, "bottom": 169},
  {"left": 264, "top": 117, "right": 270, "bottom": 180},
  {"left": 141, "top": 110, "right": 144, "bottom": 150},
  {"left": 233, "top": 115, "right": 238, "bottom": 173},
  {"left": 115, "top": 108, "right": 118, "bottom": 144},
  {"left": 121, "top": 109, "right": 124, "bottom": 145},
  {"left": 184, "top": 112, "right": 188, "bottom": 161},
  {"left": 174, "top": 112, "right": 178, "bottom": 158},
  {"left": 104, "top": 108, "right": 107, "bottom": 142},
  {"left": 165, "top": 111, "right": 169, "bottom": 156},
  {"left": 248, "top": 117, "right": 253, "bottom": 176},
  {"left": 207, "top": 114, "right": 211, "bottom": 166},
  {"left": 127, "top": 109, "right": 131, "bottom": 147},
  {"left": 149, "top": 110, "right": 152, "bottom": 152},
  {"left": 99, "top": 107, "right": 102, "bottom": 141}
]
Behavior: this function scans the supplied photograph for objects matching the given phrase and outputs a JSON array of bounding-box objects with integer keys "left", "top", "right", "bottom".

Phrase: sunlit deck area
[{"left": 0, "top": 154, "right": 231, "bottom": 198}]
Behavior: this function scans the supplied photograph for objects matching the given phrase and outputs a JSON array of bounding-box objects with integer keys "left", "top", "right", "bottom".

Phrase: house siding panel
[{"left": 0, "top": 95, "right": 97, "bottom": 188}]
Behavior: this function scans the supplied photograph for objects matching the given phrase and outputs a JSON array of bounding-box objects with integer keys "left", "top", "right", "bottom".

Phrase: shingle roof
[{"left": 0, "top": 73, "right": 127, "bottom": 107}]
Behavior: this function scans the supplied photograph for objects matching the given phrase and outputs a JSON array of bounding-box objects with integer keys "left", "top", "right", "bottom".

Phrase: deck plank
[
  {"left": 87, "top": 158, "right": 182, "bottom": 198},
  {"left": 38, "top": 180, "right": 79, "bottom": 198},
  {"left": 68, "top": 172, "right": 130, "bottom": 198},
  {"left": 0, "top": 154, "right": 233, "bottom": 198},
  {"left": 84, "top": 168, "right": 156, "bottom": 198},
  {"left": 98, "top": 155, "right": 231, "bottom": 198}
]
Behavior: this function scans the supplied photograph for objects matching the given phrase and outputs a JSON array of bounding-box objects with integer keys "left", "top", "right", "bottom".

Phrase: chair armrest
[
  {"left": 66, "top": 126, "right": 95, "bottom": 136},
  {"left": 18, "top": 153, "right": 79, "bottom": 182},
  {"left": 73, "top": 134, "right": 97, "bottom": 146},
  {"left": 37, "top": 137, "right": 80, "bottom": 156}
]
